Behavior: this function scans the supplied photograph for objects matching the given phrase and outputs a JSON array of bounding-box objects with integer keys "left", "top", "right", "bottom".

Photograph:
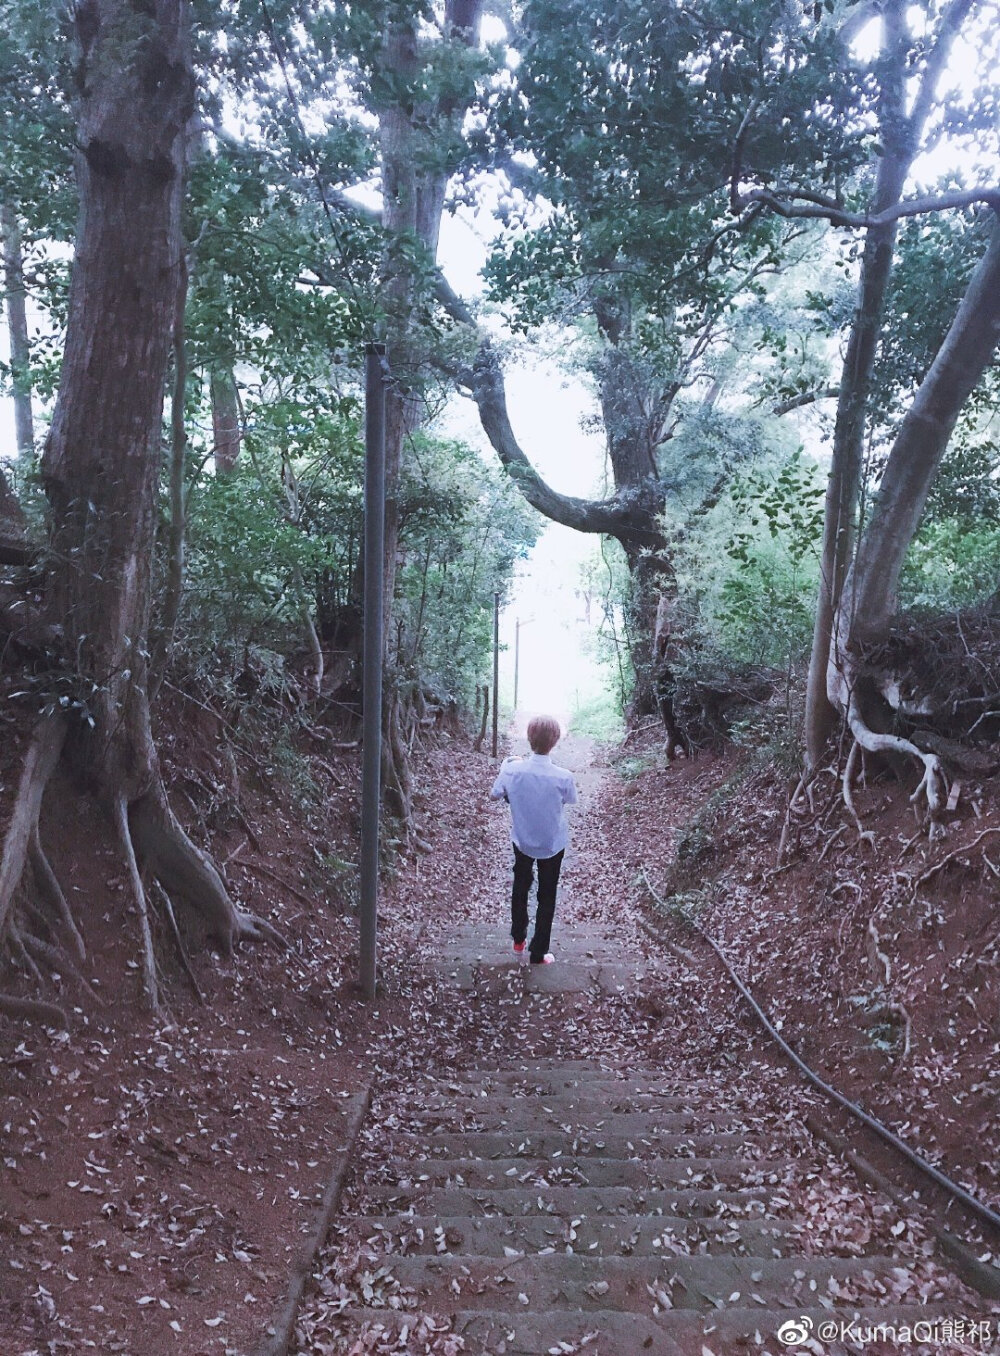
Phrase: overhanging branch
[{"left": 740, "top": 185, "right": 1000, "bottom": 230}]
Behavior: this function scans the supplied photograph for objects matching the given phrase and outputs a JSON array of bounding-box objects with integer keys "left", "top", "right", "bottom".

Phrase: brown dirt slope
[
  {"left": 596, "top": 729, "right": 1000, "bottom": 1247},
  {"left": 0, "top": 686, "right": 383, "bottom": 1356}
]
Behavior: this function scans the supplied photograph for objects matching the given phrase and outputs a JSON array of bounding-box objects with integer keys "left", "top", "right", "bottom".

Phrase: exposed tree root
[
  {"left": 908, "top": 826, "right": 1000, "bottom": 898},
  {"left": 29, "top": 824, "right": 86, "bottom": 961},
  {"left": 19, "top": 923, "right": 101, "bottom": 1003},
  {"left": 233, "top": 909, "right": 289, "bottom": 949},
  {"left": 129, "top": 788, "right": 241, "bottom": 954},
  {"left": 115, "top": 796, "right": 161, "bottom": 1016},
  {"left": 8, "top": 920, "right": 45, "bottom": 987},
  {"left": 842, "top": 740, "right": 874, "bottom": 848},
  {"left": 0, "top": 992, "right": 68, "bottom": 1027},
  {"left": 846, "top": 699, "right": 949, "bottom": 832},
  {"left": 0, "top": 714, "right": 66, "bottom": 945},
  {"left": 777, "top": 768, "right": 819, "bottom": 863},
  {"left": 150, "top": 880, "right": 204, "bottom": 1005},
  {"left": 818, "top": 824, "right": 846, "bottom": 862},
  {"left": 1, "top": 710, "right": 288, "bottom": 1027}
]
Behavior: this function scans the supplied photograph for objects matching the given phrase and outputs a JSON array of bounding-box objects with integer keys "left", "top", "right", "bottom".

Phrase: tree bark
[
  {"left": 30, "top": 0, "right": 250, "bottom": 957},
  {"left": 373, "top": 0, "right": 485, "bottom": 825},
  {"left": 837, "top": 217, "right": 1000, "bottom": 655},
  {"left": 1, "top": 197, "right": 35, "bottom": 457},
  {"left": 803, "top": 0, "right": 980, "bottom": 767},
  {"left": 210, "top": 365, "right": 241, "bottom": 473}
]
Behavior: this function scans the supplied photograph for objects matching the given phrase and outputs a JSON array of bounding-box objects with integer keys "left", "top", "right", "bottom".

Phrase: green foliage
[
  {"left": 171, "top": 410, "right": 536, "bottom": 712},
  {"left": 569, "top": 691, "right": 625, "bottom": 743},
  {"left": 900, "top": 518, "right": 1000, "bottom": 612},
  {"left": 698, "top": 451, "right": 824, "bottom": 666},
  {"left": 394, "top": 437, "right": 539, "bottom": 705}
]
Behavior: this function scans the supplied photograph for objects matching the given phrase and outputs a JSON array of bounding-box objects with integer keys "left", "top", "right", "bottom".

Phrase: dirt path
[{"left": 285, "top": 736, "right": 990, "bottom": 1355}]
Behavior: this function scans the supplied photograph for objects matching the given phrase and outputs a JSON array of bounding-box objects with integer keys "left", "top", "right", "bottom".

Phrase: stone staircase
[{"left": 300, "top": 925, "right": 983, "bottom": 1355}]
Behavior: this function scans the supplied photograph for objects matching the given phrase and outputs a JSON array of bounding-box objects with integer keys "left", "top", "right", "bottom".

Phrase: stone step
[
  {"left": 355, "top": 1183, "right": 781, "bottom": 1220},
  {"left": 661, "top": 1303, "right": 964, "bottom": 1350},
  {"left": 338, "top": 1302, "right": 962, "bottom": 1356},
  {"left": 379, "top": 1128, "right": 767, "bottom": 1161},
  {"left": 366, "top": 1252, "right": 938, "bottom": 1315},
  {"left": 392, "top": 1103, "right": 737, "bottom": 1135},
  {"left": 421, "top": 1069, "right": 717, "bottom": 1097},
  {"left": 365, "top": 1154, "right": 793, "bottom": 1192},
  {"left": 433, "top": 960, "right": 657, "bottom": 994},
  {"left": 335, "top": 1307, "right": 686, "bottom": 1356},
  {"left": 409, "top": 1090, "right": 714, "bottom": 1121},
  {"left": 347, "top": 1212, "right": 793, "bottom": 1258}
]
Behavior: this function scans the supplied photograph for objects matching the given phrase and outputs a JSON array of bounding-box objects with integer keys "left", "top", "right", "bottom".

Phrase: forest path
[{"left": 288, "top": 733, "right": 984, "bottom": 1355}]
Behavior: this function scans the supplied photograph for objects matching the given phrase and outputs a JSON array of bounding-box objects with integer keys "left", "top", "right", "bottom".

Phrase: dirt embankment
[
  {"left": 0, "top": 686, "right": 410, "bottom": 1356},
  {"left": 595, "top": 729, "right": 1000, "bottom": 1245}
]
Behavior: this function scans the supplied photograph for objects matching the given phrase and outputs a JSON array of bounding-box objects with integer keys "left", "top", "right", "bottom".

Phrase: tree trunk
[
  {"left": 829, "top": 215, "right": 1000, "bottom": 818},
  {"left": 838, "top": 218, "right": 1000, "bottom": 655},
  {"left": 1, "top": 197, "right": 34, "bottom": 458},
  {"left": 373, "top": 0, "right": 484, "bottom": 827},
  {"left": 0, "top": 0, "right": 274, "bottom": 1002},
  {"left": 803, "top": 0, "right": 979, "bottom": 767},
  {"left": 210, "top": 365, "right": 241, "bottom": 473}
]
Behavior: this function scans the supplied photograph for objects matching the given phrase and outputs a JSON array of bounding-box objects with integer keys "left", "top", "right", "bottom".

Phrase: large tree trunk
[
  {"left": 374, "top": 0, "right": 484, "bottom": 825},
  {"left": 803, "top": 0, "right": 979, "bottom": 768},
  {"left": 830, "top": 215, "right": 1000, "bottom": 817},
  {"left": 1, "top": 198, "right": 34, "bottom": 458},
  {"left": 0, "top": 0, "right": 275, "bottom": 1021}
]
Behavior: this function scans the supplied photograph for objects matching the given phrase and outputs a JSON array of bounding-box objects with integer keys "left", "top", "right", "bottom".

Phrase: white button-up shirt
[{"left": 490, "top": 753, "right": 578, "bottom": 860}]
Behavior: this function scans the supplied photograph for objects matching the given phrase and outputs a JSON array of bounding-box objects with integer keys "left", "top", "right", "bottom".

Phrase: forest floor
[{"left": 1, "top": 706, "right": 998, "bottom": 1355}]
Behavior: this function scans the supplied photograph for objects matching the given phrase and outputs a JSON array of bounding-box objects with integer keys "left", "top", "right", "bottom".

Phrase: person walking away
[{"left": 490, "top": 715, "right": 578, "bottom": 964}]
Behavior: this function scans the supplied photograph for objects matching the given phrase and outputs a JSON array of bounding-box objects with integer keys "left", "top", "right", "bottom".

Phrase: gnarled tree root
[
  {"left": 129, "top": 787, "right": 288, "bottom": 955},
  {"left": 150, "top": 879, "right": 204, "bottom": 1005},
  {"left": 29, "top": 823, "right": 86, "bottom": 961},
  {"left": 0, "top": 992, "right": 68, "bottom": 1027},
  {"left": 115, "top": 795, "right": 162, "bottom": 1015},
  {"left": 842, "top": 740, "right": 874, "bottom": 848},
  {"left": 2, "top": 716, "right": 285, "bottom": 1026},
  {"left": 847, "top": 699, "right": 949, "bottom": 833},
  {"left": 0, "top": 714, "right": 66, "bottom": 945}
]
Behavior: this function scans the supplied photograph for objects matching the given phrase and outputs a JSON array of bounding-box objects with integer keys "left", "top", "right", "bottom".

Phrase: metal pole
[
  {"left": 491, "top": 590, "right": 500, "bottom": 758},
  {"left": 360, "top": 343, "right": 386, "bottom": 1001}
]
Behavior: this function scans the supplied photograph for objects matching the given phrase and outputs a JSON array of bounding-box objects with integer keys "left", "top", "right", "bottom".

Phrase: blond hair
[{"left": 527, "top": 715, "right": 561, "bottom": 754}]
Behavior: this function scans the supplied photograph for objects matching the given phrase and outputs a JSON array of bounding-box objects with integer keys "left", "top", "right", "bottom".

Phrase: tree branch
[
  {"left": 463, "top": 341, "right": 665, "bottom": 548},
  {"left": 741, "top": 185, "right": 1000, "bottom": 230},
  {"left": 773, "top": 385, "right": 840, "bottom": 415}
]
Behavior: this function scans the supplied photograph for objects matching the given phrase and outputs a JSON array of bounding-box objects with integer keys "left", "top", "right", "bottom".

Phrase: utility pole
[
  {"left": 492, "top": 590, "right": 500, "bottom": 758},
  {"left": 360, "top": 343, "right": 386, "bottom": 1001}
]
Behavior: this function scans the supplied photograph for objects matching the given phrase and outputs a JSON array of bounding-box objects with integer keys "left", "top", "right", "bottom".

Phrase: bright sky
[{"left": 436, "top": 209, "right": 613, "bottom": 719}]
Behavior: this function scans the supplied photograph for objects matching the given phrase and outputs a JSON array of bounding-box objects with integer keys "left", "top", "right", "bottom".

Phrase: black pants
[{"left": 511, "top": 846, "right": 564, "bottom": 962}]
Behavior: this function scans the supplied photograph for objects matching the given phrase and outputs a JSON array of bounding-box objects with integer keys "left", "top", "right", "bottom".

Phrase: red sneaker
[
  {"left": 530, "top": 953, "right": 555, "bottom": 965},
  {"left": 513, "top": 941, "right": 526, "bottom": 954}
]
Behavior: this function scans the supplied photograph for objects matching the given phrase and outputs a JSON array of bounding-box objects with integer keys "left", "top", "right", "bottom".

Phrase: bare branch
[
  {"left": 773, "top": 385, "right": 840, "bottom": 416},
  {"left": 741, "top": 185, "right": 1000, "bottom": 230}
]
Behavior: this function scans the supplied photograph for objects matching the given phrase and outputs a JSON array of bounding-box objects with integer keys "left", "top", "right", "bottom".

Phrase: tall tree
[
  {"left": 368, "top": 0, "right": 487, "bottom": 822},
  {"left": 794, "top": 0, "right": 992, "bottom": 767},
  {"left": 0, "top": 0, "right": 275, "bottom": 1020}
]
